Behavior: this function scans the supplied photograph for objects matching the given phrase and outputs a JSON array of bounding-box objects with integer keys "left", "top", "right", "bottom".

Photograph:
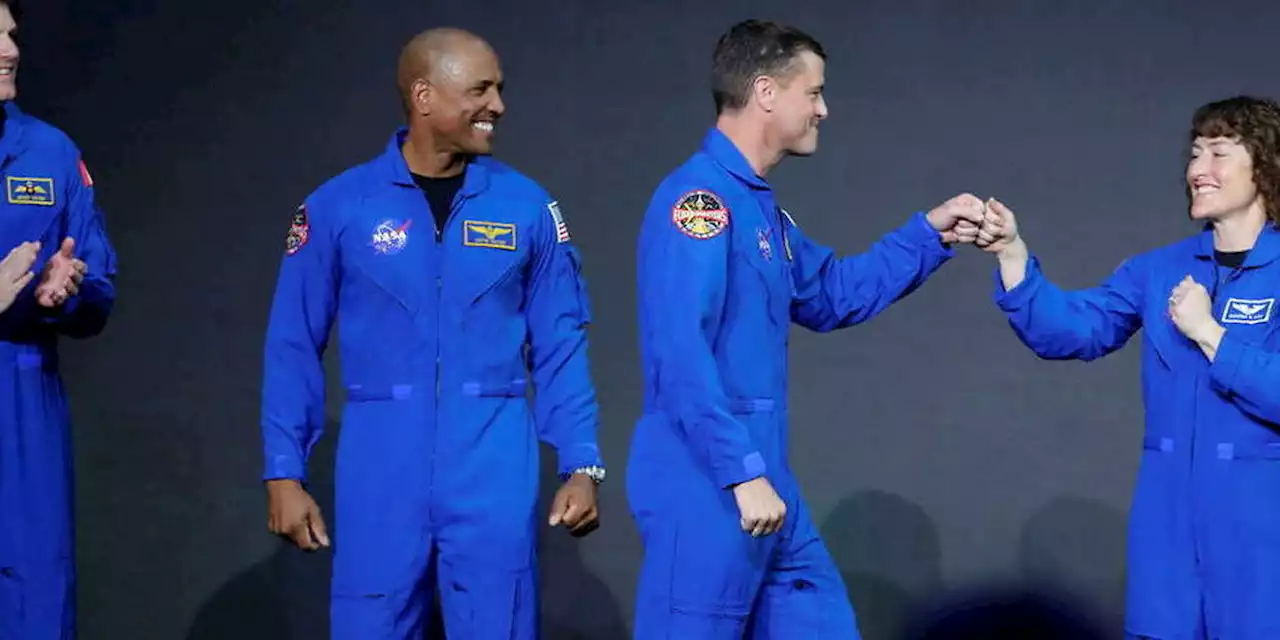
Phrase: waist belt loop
[{"left": 345, "top": 384, "right": 413, "bottom": 402}]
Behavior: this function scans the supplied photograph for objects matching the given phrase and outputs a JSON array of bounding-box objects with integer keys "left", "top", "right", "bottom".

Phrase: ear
[
  {"left": 412, "top": 79, "right": 432, "bottom": 116},
  {"left": 752, "top": 75, "right": 777, "bottom": 113}
]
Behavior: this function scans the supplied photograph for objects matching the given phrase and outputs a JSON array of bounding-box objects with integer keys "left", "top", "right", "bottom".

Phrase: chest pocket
[
  {"left": 1218, "top": 294, "right": 1280, "bottom": 347},
  {"left": 452, "top": 218, "right": 529, "bottom": 314},
  {"left": 344, "top": 198, "right": 435, "bottom": 316},
  {"left": 734, "top": 203, "right": 794, "bottom": 325}
]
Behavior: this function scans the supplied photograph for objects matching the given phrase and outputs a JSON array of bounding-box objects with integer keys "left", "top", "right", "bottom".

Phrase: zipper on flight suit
[
  {"left": 1189, "top": 254, "right": 1245, "bottom": 576},
  {"left": 430, "top": 189, "right": 466, "bottom": 522}
]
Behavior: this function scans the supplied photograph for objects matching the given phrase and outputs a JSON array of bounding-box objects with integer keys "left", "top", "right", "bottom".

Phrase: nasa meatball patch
[
  {"left": 672, "top": 190, "right": 730, "bottom": 240},
  {"left": 285, "top": 205, "right": 310, "bottom": 256}
]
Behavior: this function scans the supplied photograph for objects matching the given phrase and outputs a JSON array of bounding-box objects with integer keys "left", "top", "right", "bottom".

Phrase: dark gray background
[{"left": 15, "top": 0, "right": 1280, "bottom": 638}]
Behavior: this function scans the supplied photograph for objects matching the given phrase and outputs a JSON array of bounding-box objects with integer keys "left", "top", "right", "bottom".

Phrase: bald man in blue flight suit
[
  {"left": 0, "top": 2, "right": 119, "bottom": 638},
  {"left": 630, "top": 20, "right": 985, "bottom": 638},
  {"left": 260, "top": 28, "right": 604, "bottom": 639}
]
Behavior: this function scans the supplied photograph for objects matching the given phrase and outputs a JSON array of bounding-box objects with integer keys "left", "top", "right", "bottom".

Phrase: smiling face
[
  {"left": 0, "top": 4, "right": 19, "bottom": 102},
  {"left": 1187, "top": 136, "right": 1261, "bottom": 222},
  {"left": 1184, "top": 96, "right": 1280, "bottom": 228},
  {"left": 420, "top": 40, "right": 505, "bottom": 156},
  {"left": 762, "top": 50, "right": 827, "bottom": 157}
]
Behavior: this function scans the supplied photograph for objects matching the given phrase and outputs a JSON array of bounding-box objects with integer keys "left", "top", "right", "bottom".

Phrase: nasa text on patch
[
  {"left": 285, "top": 205, "right": 310, "bottom": 256},
  {"left": 548, "top": 201, "right": 570, "bottom": 244},
  {"left": 7, "top": 176, "right": 55, "bottom": 206},
  {"left": 672, "top": 190, "right": 729, "bottom": 240},
  {"left": 1221, "top": 297, "right": 1275, "bottom": 325},
  {"left": 370, "top": 219, "right": 412, "bottom": 255},
  {"left": 463, "top": 220, "right": 517, "bottom": 251}
]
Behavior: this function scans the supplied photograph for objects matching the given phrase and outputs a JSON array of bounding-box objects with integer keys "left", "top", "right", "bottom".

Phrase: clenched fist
[
  {"left": 266, "top": 479, "right": 330, "bottom": 551},
  {"left": 1168, "top": 276, "right": 1217, "bottom": 341},
  {"left": 732, "top": 477, "right": 786, "bottom": 537},
  {"left": 926, "top": 193, "right": 987, "bottom": 244},
  {"left": 975, "top": 198, "right": 1024, "bottom": 257}
]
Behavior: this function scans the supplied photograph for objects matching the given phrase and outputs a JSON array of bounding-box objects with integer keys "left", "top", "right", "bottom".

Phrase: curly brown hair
[{"left": 1190, "top": 95, "right": 1280, "bottom": 226}]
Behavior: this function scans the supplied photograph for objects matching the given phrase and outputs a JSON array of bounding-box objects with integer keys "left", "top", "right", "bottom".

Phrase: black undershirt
[
  {"left": 411, "top": 172, "right": 465, "bottom": 239},
  {"left": 1215, "top": 249, "right": 1248, "bottom": 269}
]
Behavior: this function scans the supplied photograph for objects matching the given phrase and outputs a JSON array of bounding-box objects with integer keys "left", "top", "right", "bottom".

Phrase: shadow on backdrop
[
  {"left": 902, "top": 585, "right": 1109, "bottom": 640},
  {"left": 899, "top": 494, "right": 1126, "bottom": 640},
  {"left": 820, "top": 490, "right": 944, "bottom": 640},
  {"left": 536, "top": 447, "right": 628, "bottom": 640},
  {"left": 185, "top": 420, "right": 340, "bottom": 640},
  {"left": 1018, "top": 495, "right": 1128, "bottom": 636},
  {"left": 186, "top": 423, "right": 626, "bottom": 639}
]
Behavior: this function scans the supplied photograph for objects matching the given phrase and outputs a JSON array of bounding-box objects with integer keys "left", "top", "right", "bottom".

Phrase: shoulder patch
[
  {"left": 286, "top": 205, "right": 310, "bottom": 256},
  {"left": 548, "top": 201, "right": 570, "bottom": 243},
  {"left": 78, "top": 160, "right": 94, "bottom": 188},
  {"left": 672, "top": 190, "right": 729, "bottom": 240}
]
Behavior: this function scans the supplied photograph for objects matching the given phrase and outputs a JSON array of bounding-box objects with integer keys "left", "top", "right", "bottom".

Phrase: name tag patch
[
  {"left": 1222, "top": 297, "right": 1274, "bottom": 325},
  {"left": 463, "top": 220, "right": 517, "bottom": 251},
  {"left": 7, "top": 177, "right": 55, "bottom": 206}
]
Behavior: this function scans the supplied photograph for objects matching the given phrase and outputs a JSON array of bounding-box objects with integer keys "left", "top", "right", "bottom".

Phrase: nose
[
  {"left": 1186, "top": 154, "right": 1210, "bottom": 183},
  {"left": 0, "top": 34, "right": 17, "bottom": 60},
  {"left": 488, "top": 91, "right": 506, "bottom": 118},
  {"left": 815, "top": 95, "right": 828, "bottom": 120}
]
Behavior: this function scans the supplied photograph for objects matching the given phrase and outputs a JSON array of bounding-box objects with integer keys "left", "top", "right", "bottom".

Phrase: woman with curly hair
[{"left": 978, "top": 95, "right": 1280, "bottom": 640}]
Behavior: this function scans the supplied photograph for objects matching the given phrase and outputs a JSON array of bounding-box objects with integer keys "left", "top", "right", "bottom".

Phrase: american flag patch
[
  {"left": 548, "top": 201, "right": 570, "bottom": 243},
  {"left": 78, "top": 160, "right": 93, "bottom": 187}
]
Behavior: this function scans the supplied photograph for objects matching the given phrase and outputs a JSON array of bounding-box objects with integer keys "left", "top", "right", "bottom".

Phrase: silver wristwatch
[{"left": 569, "top": 465, "right": 606, "bottom": 484}]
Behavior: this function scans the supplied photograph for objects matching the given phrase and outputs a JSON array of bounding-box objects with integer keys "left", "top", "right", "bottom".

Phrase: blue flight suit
[
  {"left": 629, "top": 128, "right": 954, "bottom": 638},
  {"left": 995, "top": 225, "right": 1280, "bottom": 640},
  {"left": 261, "top": 129, "right": 602, "bottom": 639},
  {"left": 0, "top": 102, "right": 118, "bottom": 640}
]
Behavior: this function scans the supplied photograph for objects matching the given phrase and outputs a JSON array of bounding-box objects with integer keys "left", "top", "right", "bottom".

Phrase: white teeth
[
  {"left": 1194, "top": 185, "right": 1219, "bottom": 194},
  {"left": 473, "top": 122, "right": 493, "bottom": 132}
]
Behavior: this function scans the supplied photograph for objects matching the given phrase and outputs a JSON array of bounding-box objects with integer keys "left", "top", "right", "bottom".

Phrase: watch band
[{"left": 569, "top": 465, "right": 606, "bottom": 484}]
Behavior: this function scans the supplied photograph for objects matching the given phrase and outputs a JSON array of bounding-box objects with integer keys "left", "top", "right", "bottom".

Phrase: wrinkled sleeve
[
  {"left": 788, "top": 211, "right": 953, "bottom": 332},
  {"left": 260, "top": 201, "right": 338, "bottom": 482},
  {"left": 524, "top": 197, "right": 604, "bottom": 478},
  {"left": 1208, "top": 327, "right": 1280, "bottom": 424},
  {"left": 994, "top": 255, "right": 1145, "bottom": 361},
  {"left": 42, "top": 146, "right": 117, "bottom": 338},
  {"left": 638, "top": 186, "right": 764, "bottom": 489}
]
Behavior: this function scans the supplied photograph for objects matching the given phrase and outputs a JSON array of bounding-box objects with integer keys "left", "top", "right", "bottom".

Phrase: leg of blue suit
[
  {"left": 633, "top": 477, "right": 860, "bottom": 639},
  {"left": 0, "top": 348, "right": 75, "bottom": 640},
  {"left": 328, "top": 400, "right": 435, "bottom": 640},
  {"left": 328, "top": 398, "right": 540, "bottom": 639},
  {"left": 747, "top": 498, "right": 859, "bottom": 639},
  {"left": 435, "top": 538, "right": 539, "bottom": 639}
]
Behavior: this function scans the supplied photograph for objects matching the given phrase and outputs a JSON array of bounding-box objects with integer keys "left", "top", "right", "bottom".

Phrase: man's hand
[
  {"left": 732, "top": 477, "right": 786, "bottom": 537},
  {"left": 548, "top": 473, "right": 600, "bottom": 537},
  {"left": 0, "top": 241, "right": 39, "bottom": 313},
  {"left": 926, "top": 193, "right": 986, "bottom": 245},
  {"left": 35, "top": 237, "right": 87, "bottom": 308},
  {"left": 266, "top": 479, "right": 330, "bottom": 551},
  {"left": 1169, "top": 275, "right": 1225, "bottom": 360}
]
